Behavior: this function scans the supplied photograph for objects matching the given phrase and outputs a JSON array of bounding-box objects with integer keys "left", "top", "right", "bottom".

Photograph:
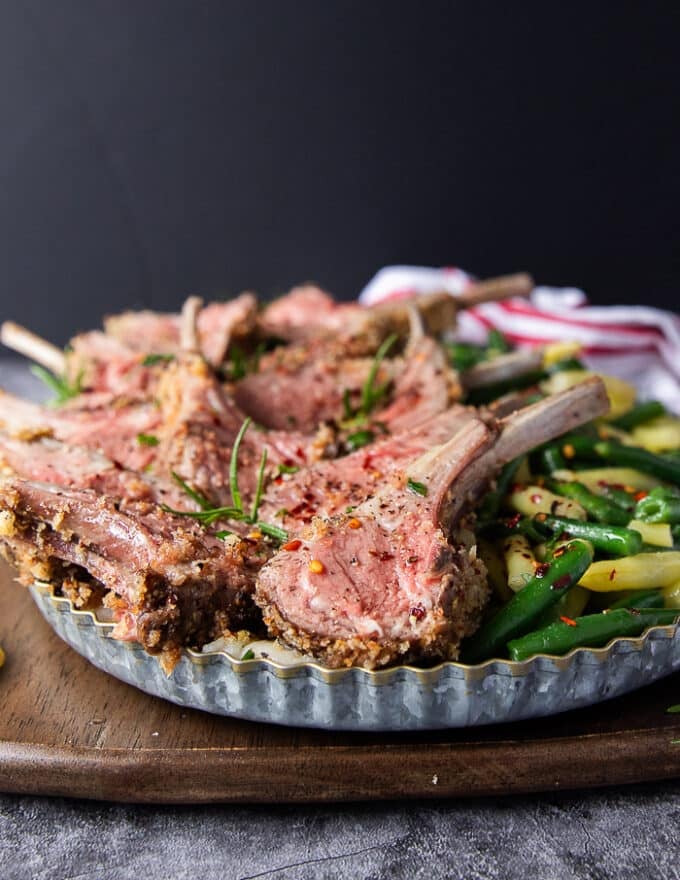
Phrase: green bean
[
  {"left": 546, "top": 479, "right": 631, "bottom": 526},
  {"left": 673, "top": 524, "right": 680, "bottom": 548},
  {"left": 540, "top": 434, "right": 602, "bottom": 470},
  {"left": 445, "top": 342, "right": 486, "bottom": 372},
  {"left": 461, "top": 540, "right": 594, "bottom": 664},
  {"left": 537, "top": 514, "right": 643, "bottom": 556},
  {"left": 634, "top": 487, "right": 680, "bottom": 524},
  {"left": 531, "top": 585, "right": 590, "bottom": 629},
  {"left": 594, "top": 441, "right": 680, "bottom": 485},
  {"left": 478, "top": 457, "right": 523, "bottom": 523},
  {"left": 595, "top": 484, "right": 637, "bottom": 514},
  {"left": 486, "top": 328, "right": 511, "bottom": 355},
  {"left": 547, "top": 357, "right": 586, "bottom": 373},
  {"left": 608, "top": 589, "right": 664, "bottom": 610},
  {"left": 611, "top": 400, "right": 666, "bottom": 431},
  {"left": 481, "top": 515, "right": 548, "bottom": 544},
  {"left": 537, "top": 445, "right": 566, "bottom": 472},
  {"left": 466, "top": 370, "right": 547, "bottom": 405},
  {"left": 507, "top": 607, "right": 680, "bottom": 662}
]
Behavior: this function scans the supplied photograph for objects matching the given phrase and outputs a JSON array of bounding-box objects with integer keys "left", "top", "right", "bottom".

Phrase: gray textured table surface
[
  {"left": 1, "top": 360, "right": 679, "bottom": 880},
  {"left": 1, "top": 784, "right": 680, "bottom": 880}
]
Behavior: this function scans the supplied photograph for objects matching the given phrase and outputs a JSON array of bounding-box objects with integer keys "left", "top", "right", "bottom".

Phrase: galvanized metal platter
[{"left": 30, "top": 582, "right": 680, "bottom": 731}]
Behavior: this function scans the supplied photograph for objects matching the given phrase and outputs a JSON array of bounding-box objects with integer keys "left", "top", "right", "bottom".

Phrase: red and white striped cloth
[{"left": 359, "top": 266, "right": 680, "bottom": 413}]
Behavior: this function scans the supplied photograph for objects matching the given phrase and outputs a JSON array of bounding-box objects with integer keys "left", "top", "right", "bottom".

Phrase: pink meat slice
[
  {"left": 0, "top": 477, "right": 264, "bottom": 668},
  {"left": 259, "top": 405, "right": 479, "bottom": 529},
  {"left": 153, "top": 352, "right": 312, "bottom": 508},
  {"left": 0, "top": 390, "right": 161, "bottom": 472},
  {"left": 255, "top": 377, "right": 610, "bottom": 668},
  {"left": 102, "top": 293, "right": 258, "bottom": 366}
]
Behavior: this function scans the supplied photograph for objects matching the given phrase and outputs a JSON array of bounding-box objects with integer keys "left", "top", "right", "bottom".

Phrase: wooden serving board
[{"left": 1, "top": 563, "right": 679, "bottom": 804}]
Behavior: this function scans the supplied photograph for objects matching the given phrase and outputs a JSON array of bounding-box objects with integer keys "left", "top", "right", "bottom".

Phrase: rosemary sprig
[
  {"left": 341, "top": 333, "right": 398, "bottom": 427},
  {"left": 162, "top": 419, "right": 287, "bottom": 542},
  {"left": 30, "top": 365, "right": 83, "bottom": 405},
  {"left": 360, "top": 333, "right": 398, "bottom": 416},
  {"left": 141, "top": 353, "right": 175, "bottom": 367},
  {"left": 229, "top": 418, "right": 251, "bottom": 513}
]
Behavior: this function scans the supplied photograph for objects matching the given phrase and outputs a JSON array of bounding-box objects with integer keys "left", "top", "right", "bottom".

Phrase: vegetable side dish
[{"left": 0, "top": 273, "right": 678, "bottom": 674}]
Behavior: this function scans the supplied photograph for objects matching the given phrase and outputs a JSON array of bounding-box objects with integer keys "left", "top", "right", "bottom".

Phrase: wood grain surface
[{"left": 1, "top": 563, "right": 679, "bottom": 804}]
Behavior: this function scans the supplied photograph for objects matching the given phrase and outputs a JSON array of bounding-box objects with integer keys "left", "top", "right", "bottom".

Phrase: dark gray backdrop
[{"left": 1, "top": 1, "right": 678, "bottom": 344}]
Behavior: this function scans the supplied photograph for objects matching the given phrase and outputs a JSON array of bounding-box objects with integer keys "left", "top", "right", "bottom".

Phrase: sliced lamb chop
[
  {"left": 0, "top": 431, "right": 193, "bottom": 509},
  {"left": 0, "top": 389, "right": 161, "bottom": 472},
  {"left": 259, "top": 405, "right": 479, "bottom": 529},
  {"left": 102, "top": 292, "right": 258, "bottom": 366},
  {"left": 371, "top": 334, "right": 458, "bottom": 434},
  {"left": 237, "top": 309, "right": 457, "bottom": 436},
  {"left": 233, "top": 350, "right": 401, "bottom": 433},
  {"left": 258, "top": 273, "right": 534, "bottom": 355},
  {"left": 152, "top": 299, "right": 312, "bottom": 508},
  {"left": 255, "top": 377, "right": 609, "bottom": 668},
  {"left": 0, "top": 478, "right": 265, "bottom": 669}
]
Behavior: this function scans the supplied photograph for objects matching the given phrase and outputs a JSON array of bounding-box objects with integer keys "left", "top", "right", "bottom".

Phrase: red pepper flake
[
  {"left": 308, "top": 559, "right": 325, "bottom": 574},
  {"left": 409, "top": 604, "right": 426, "bottom": 621},
  {"left": 553, "top": 545, "right": 567, "bottom": 558},
  {"left": 530, "top": 493, "right": 543, "bottom": 504},
  {"left": 282, "top": 539, "right": 302, "bottom": 552},
  {"left": 560, "top": 615, "right": 578, "bottom": 627},
  {"left": 535, "top": 562, "right": 551, "bottom": 578},
  {"left": 552, "top": 574, "right": 572, "bottom": 590},
  {"left": 609, "top": 568, "right": 616, "bottom": 582},
  {"left": 536, "top": 513, "right": 548, "bottom": 522},
  {"left": 634, "top": 491, "right": 648, "bottom": 502},
  {"left": 506, "top": 513, "right": 522, "bottom": 528},
  {"left": 347, "top": 518, "right": 362, "bottom": 530}
]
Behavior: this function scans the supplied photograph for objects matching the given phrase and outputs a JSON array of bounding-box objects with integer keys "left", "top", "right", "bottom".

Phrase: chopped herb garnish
[
  {"left": 137, "top": 433, "right": 160, "bottom": 447},
  {"left": 342, "top": 388, "right": 354, "bottom": 421},
  {"left": 667, "top": 704, "right": 680, "bottom": 714},
  {"left": 345, "top": 505, "right": 357, "bottom": 514},
  {"left": 215, "top": 530, "right": 233, "bottom": 540},
  {"left": 274, "top": 508, "right": 289, "bottom": 519},
  {"left": 346, "top": 429, "right": 375, "bottom": 451},
  {"left": 407, "top": 478, "right": 428, "bottom": 497},
  {"left": 276, "top": 463, "right": 300, "bottom": 476},
  {"left": 30, "top": 365, "right": 83, "bottom": 405},
  {"left": 241, "top": 648, "right": 255, "bottom": 661},
  {"left": 222, "top": 343, "right": 266, "bottom": 382},
  {"left": 141, "top": 353, "right": 175, "bottom": 367},
  {"left": 257, "top": 522, "right": 289, "bottom": 542}
]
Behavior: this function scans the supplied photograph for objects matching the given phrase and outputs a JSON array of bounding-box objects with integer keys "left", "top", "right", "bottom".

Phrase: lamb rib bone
[{"left": 255, "top": 376, "right": 609, "bottom": 669}]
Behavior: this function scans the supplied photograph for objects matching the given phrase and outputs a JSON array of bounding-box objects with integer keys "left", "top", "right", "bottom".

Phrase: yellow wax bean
[
  {"left": 509, "top": 485, "right": 586, "bottom": 520},
  {"left": 542, "top": 341, "right": 582, "bottom": 367},
  {"left": 540, "top": 370, "right": 637, "bottom": 420},
  {"left": 579, "top": 552, "right": 680, "bottom": 592},
  {"left": 627, "top": 519, "right": 673, "bottom": 548},
  {"left": 478, "top": 538, "right": 512, "bottom": 603},
  {"left": 553, "top": 467, "right": 663, "bottom": 493},
  {"left": 503, "top": 534, "right": 537, "bottom": 592},
  {"left": 662, "top": 581, "right": 680, "bottom": 608},
  {"left": 631, "top": 416, "right": 680, "bottom": 453}
]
